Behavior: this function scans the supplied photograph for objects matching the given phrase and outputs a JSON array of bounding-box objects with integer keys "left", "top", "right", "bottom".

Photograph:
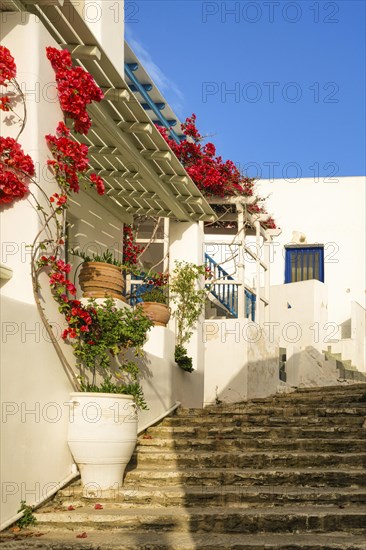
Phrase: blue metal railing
[{"left": 205, "top": 252, "right": 256, "bottom": 320}]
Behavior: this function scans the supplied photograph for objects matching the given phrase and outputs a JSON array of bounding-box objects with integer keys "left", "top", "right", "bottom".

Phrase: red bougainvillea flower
[
  {"left": 0, "top": 95, "right": 11, "bottom": 111},
  {"left": 46, "top": 121, "right": 105, "bottom": 197},
  {"left": 46, "top": 47, "right": 104, "bottom": 136},
  {"left": 0, "top": 46, "right": 17, "bottom": 86},
  {"left": 156, "top": 114, "right": 255, "bottom": 198},
  {"left": 0, "top": 136, "right": 35, "bottom": 205},
  {"left": 123, "top": 225, "right": 144, "bottom": 267},
  {"left": 90, "top": 173, "right": 105, "bottom": 196}
]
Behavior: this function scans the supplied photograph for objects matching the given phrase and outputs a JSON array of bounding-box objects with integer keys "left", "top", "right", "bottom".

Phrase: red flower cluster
[
  {"left": 156, "top": 114, "right": 255, "bottom": 198},
  {"left": 63, "top": 301, "right": 96, "bottom": 339},
  {"left": 0, "top": 45, "right": 16, "bottom": 86},
  {"left": 90, "top": 173, "right": 105, "bottom": 196},
  {"left": 46, "top": 47, "right": 104, "bottom": 135},
  {"left": 156, "top": 114, "right": 276, "bottom": 228},
  {"left": 0, "top": 96, "right": 10, "bottom": 111},
  {"left": 39, "top": 255, "right": 76, "bottom": 296},
  {"left": 123, "top": 225, "right": 144, "bottom": 267},
  {"left": 46, "top": 121, "right": 105, "bottom": 197},
  {"left": 0, "top": 136, "right": 35, "bottom": 205},
  {"left": 262, "top": 216, "right": 277, "bottom": 230},
  {"left": 146, "top": 272, "right": 169, "bottom": 287}
]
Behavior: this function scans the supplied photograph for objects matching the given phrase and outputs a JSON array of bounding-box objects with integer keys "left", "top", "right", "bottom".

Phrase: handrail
[{"left": 205, "top": 251, "right": 256, "bottom": 320}]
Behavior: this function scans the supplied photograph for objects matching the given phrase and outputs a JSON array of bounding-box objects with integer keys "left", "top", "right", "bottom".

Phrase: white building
[{"left": 1, "top": 0, "right": 365, "bottom": 530}]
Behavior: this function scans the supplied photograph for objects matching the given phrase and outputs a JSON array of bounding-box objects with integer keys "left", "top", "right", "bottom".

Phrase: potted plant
[
  {"left": 170, "top": 261, "right": 208, "bottom": 372},
  {"left": 71, "top": 249, "right": 126, "bottom": 302},
  {"left": 62, "top": 296, "right": 153, "bottom": 496},
  {"left": 136, "top": 272, "right": 170, "bottom": 327}
]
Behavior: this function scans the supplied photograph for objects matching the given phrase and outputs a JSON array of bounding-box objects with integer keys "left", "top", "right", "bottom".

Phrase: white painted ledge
[{"left": 0, "top": 264, "right": 13, "bottom": 282}]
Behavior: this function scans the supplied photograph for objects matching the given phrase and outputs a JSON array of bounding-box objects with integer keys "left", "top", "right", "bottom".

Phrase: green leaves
[
  {"left": 71, "top": 298, "right": 153, "bottom": 409},
  {"left": 170, "top": 261, "right": 207, "bottom": 347}
]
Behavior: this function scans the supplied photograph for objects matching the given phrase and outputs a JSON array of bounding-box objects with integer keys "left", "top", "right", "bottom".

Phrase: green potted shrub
[
  {"left": 62, "top": 296, "right": 153, "bottom": 496},
  {"left": 170, "top": 261, "right": 207, "bottom": 372},
  {"left": 137, "top": 272, "right": 171, "bottom": 327},
  {"left": 71, "top": 249, "right": 126, "bottom": 302}
]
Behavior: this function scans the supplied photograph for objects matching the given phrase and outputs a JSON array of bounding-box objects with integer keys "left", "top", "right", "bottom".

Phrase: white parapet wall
[
  {"left": 269, "top": 280, "right": 329, "bottom": 352},
  {"left": 257, "top": 177, "right": 366, "bottom": 328},
  {"left": 168, "top": 221, "right": 206, "bottom": 408},
  {"left": 203, "top": 319, "right": 249, "bottom": 404},
  {"left": 139, "top": 327, "right": 179, "bottom": 431}
]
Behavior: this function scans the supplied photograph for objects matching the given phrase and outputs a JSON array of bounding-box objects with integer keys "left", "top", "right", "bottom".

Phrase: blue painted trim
[
  {"left": 285, "top": 246, "right": 324, "bottom": 284},
  {"left": 124, "top": 63, "right": 182, "bottom": 144},
  {"left": 129, "top": 83, "right": 153, "bottom": 92},
  {"left": 142, "top": 102, "right": 166, "bottom": 111},
  {"left": 153, "top": 119, "right": 177, "bottom": 127}
]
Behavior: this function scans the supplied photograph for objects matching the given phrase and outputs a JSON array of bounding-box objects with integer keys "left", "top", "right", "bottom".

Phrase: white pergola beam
[
  {"left": 118, "top": 122, "right": 152, "bottom": 134},
  {"left": 102, "top": 88, "right": 130, "bottom": 102},
  {"left": 141, "top": 150, "right": 172, "bottom": 161},
  {"left": 60, "top": 44, "right": 101, "bottom": 61}
]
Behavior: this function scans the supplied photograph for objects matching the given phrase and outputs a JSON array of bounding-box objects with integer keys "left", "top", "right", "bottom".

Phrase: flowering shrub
[
  {"left": 139, "top": 271, "right": 169, "bottom": 304},
  {"left": 37, "top": 255, "right": 152, "bottom": 407},
  {"left": 156, "top": 114, "right": 255, "bottom": 198},
  {"left": 46, "top": 121, "right": 105, "bottom": 196},
  {"left": 0, "top": 45, "right": 16, "bottom": 86},
  {"left": 123, "top": 225, "right": 144, "bottom": 268},
  {"left": 46, "top": 47, "right": 104, "bottom": 135},
  {"left": 0, "top": 137, "right": 35, "bottom": 204},
  {"left": 157, "top": 114, "right": 276, "bottom": 228}
]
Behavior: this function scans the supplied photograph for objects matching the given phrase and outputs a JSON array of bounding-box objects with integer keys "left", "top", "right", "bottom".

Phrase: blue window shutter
[
  {"left": 319, "top": 247, "right": 324, "bottom": 282},
  {"left": 285, "top": 246, "right": 324, "bottom": 283},
  {"left": 285, "top": 249, "right": 293, "bottom": 283}
]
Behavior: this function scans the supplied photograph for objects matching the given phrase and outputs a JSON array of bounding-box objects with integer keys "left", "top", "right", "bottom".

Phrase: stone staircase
[
  {"left": 1, "top": 383, "right": 366, "bottom": 549},
  {"left": 323, "top": 348, "right": 366, "bottom": 382}
]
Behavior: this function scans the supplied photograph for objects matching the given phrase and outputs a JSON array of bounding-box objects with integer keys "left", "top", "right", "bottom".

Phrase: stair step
[
  {"left": 1, "top": 531, "right": 366, "bottom": 550},
  {"left": 145, "top": 425, "right": 366, "bottom": 439},
  {"left": 137, "top": 438, "right": 366, "bottom": 452},
  {"left": 54, "top": 485, "right": 366, "bottom": 508},
  {"left": 32, "top": 505, "right": 366, "bottom": 534},
  {"left": 130, "top": 450, "right": 366, "bottom": 468},
  {"left": 163, "top": 414, "right": 366, "bottom": 427},
  {"left": 123, "top": 467, "right": 366, "bottom": 488},
  {"left": 174, "top": 405, "right": 366, "bottom": 418}
]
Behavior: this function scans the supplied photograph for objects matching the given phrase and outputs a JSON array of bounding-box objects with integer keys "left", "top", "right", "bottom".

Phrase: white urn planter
[{"left": 67, "top": 392, "right": 137, "bottom": 498}]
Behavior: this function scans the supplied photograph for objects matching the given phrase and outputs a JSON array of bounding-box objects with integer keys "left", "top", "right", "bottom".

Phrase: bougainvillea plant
[
  {"left": 123, "top": 224, "right": 145, "bottom": 268},
  {"left": 0, "top": 136, "right": 35, "bottom": 204},
  {"left": 46, "top": 46, "right": 104, "bottom": 135},
  {"left": 157, "top": 114, "right": 276, "bottom": 228},
  {"left": 1, "top": 45, "right": 152, "bottom": 401}
]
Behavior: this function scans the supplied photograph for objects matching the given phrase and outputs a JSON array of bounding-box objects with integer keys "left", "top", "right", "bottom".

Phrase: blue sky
[{"left": 125, "top": 0, "right": 365, "bottom": 179}]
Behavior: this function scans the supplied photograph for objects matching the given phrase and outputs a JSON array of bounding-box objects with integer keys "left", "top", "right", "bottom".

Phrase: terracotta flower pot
[
  {"left": 139, "top": 302, "right": 170, "bottom": 327},
  {"left": 79, "top": 262, "right": 126, "bottom": 302}
]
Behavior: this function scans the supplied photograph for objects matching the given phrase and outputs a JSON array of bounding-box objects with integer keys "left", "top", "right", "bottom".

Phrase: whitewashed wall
[
  {"left": 169, "top": 221, "right": 206, "bottom": 407},
  {"left": 257, "top": 177, "right": 366, "bottom": 328},
  {"left": 74, "top": 0, "right": 125, "bottom": 76},
  {"left": 269, "top": 280, "right": 329, "bottom": 352},
  {"left": 0, "top": 13, "right": 77, "bottom": 529}
]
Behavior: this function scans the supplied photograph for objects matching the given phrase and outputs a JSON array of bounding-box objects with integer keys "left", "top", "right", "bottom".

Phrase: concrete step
[
  {"left": 32, "top": 505, "right": 366, "bottom": 534},
  {"left": 1, "top": 530, "right": 366, "bottom": 549},
  {"left": 145, "top": 425, "right": 366, "bottom": 440},
  {"left": 53, "top": 485, "right": 366, "bottom": 509},
  {"left": 123, "top": 467, "right": 366, "bottom": 488},
  {"left": 130, "top": 450, "right": 366, "bottom": 469},
  {"left": 137, "top": 438, "right": 366, "bottom": 453},
  {"left": 162, "top": 414, "right": 366, "bottom": 427},
  {"left": 174, "top": 404, "right": 366, "bottom": 418}
]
